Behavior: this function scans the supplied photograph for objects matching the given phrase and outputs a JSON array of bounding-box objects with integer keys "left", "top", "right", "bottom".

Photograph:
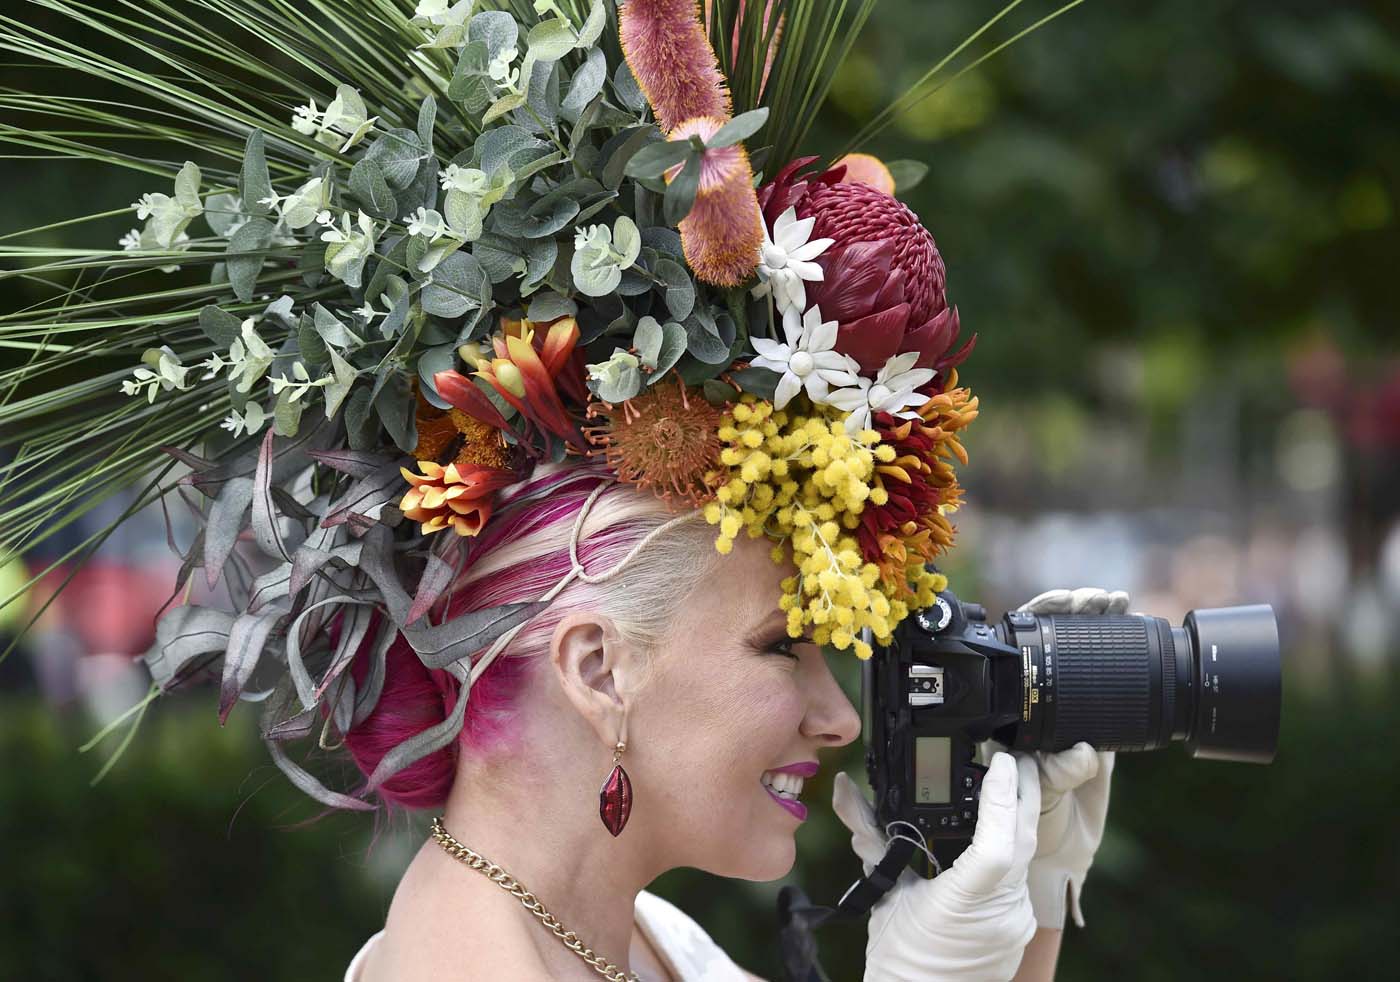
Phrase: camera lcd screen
[{"left": 914, "top": 737, "right": 952, "bottom": 804}]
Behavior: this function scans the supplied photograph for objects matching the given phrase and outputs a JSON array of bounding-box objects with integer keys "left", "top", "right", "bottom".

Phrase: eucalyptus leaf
[
  {"left": 727, "top": 364, "right": 781, "bottom": 400},
  {"left": 521, "top": 237, "right": 557, "bottom": 292},
  {"left": 417, "top": 344, "right": 458, "bottom": 410},
  {"left": 577, "top": 0, "right": 607, "bottom": 48},
  {"left": 344, "top": 387, "right": 379, "bottom": 451},
  {"left": 663, "top": 154, "right": 702, "bottom": 226},
  {"left": 417, "top": 95, "right": 437, "bottom": 151},
  {"left": 561, "top": 47, "right": 606, "bottom": 123},
  {"left": 655, "top": 257, "right": 695, "bottom": 320},
  {"left": 374, "top": 372, "right": 417, "bottom": 454},
  {"left": 274, "top": 386, "right": 305, "bottom": 437},
  {"left": 684, "top": 310, "right": 732, "bottom": 364},
  {"left": 468, "top": 9, "right": 518, "bottom": 60},
  {"left": 312, "top": 304, "right": 363, "bottom": 349},
  {"left": 365, "top": 128, "right": 424, "bottom": 190},
  {"left": 350, "top": 159, "right": 396, "bottom": 218},
  {"left": 494, "top": 192, "right": 579, "bottom": 239},
  {"left": 239, "top": 129, "right": 272, "bottom": 217},
  {"left": 648, "top": 318, "right": 689, "bottom": 382},
  {"left": 612, "top": 61, "right": 645, "bottom": 112},
  {"left": 624, "top": 139, "right": 691, "bottom": 180},
  {"left": 634, "top": 315, "right": 663, "bottom": 369},
  {"left": 477, "top": 125, "right": 547, "bottom": 177},
  {"left": 227, "top": 217, "right": 274, "bottom": 302},
  {"left": 483, "top": 91, "right": 526, "bottom": 125},
  {"left": 422, "top": 251, "right": 490, "bottom": 319},
  {"left": 601, "top": 126, "right": 658, "bottom": 190},
  {"left": 526, "top": 291, "right": 577, "bottom": 322},
  {"left": 449, "top": 40, "right": 494, "bottom": 113},
  {"left": 204, "top": 192, "right": 243, "bottom": 237},
  {"left": 199, "top": 304, "right": 241, "bottom": 346},
  {"left": 527, "top": 17, "right": 576, "bottom": 63},
  {"left": 886, "top": 159, "right": 930, "bottom": 193},
  {"left": 707, "top": 107, "right": 770, "bottom": 149}
]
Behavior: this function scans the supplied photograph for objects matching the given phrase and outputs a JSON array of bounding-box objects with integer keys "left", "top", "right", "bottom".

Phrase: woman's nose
[{"left": 800, "top": 657, "right": 862, "bottom": 747}]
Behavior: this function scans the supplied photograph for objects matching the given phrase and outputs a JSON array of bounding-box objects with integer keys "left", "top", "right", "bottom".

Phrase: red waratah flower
[{"left": 757, "top": 156, "right": 975, "bottom": 382}]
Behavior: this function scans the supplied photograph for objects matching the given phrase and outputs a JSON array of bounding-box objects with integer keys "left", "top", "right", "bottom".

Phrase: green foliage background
[{"left": 3, "top": 1, "right": 1398, "bottom": 980}]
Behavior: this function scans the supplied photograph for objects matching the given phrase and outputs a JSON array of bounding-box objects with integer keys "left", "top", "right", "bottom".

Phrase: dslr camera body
[{"left": 862, "top": 585, "right": 1281, "bottom": 872}]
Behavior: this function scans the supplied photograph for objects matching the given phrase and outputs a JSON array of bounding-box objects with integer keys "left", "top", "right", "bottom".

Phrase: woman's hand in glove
[
  {"left": 1021, "top": 743, "right": 1113, "bottom": 929},
  {"left": 831, "top": 752, "right": 1040, "bottom": 982}
]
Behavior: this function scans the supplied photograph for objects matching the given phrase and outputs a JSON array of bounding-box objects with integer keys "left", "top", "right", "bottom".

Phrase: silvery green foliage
[
  {"left": 142, "top": 421, "right": 549, "bottom": 810},
  {"left": 124, "top": 0, "right": 784, "bottom": 809}
]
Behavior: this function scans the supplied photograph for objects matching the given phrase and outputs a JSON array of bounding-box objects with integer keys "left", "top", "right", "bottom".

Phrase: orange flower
[
  {"left": 399, "top": 460, "right": 517, "bottom": 537},
  {"left": 582, "top": 377, "right": 723, "bottom": 507},
  {"left": 474, "top": 317, "right": 585, "bottom": 448}
]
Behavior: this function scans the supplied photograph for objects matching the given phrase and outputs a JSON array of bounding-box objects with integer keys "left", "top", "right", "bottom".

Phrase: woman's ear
[{"left": 550, "top": 612, "right": 638, "bottom": 746}]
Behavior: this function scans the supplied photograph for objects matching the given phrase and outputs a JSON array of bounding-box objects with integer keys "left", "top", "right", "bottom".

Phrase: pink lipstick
[{"left": 763, "top": 783, "right": 809, "bottom": 821}]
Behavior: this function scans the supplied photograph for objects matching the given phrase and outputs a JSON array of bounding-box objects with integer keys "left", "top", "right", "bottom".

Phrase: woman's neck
[{"left": 379, "top": 758, "right": 662, "bottom": 980}]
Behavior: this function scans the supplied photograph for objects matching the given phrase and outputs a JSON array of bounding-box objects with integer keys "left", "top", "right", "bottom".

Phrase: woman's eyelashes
[{"left": 765, "top": 634, "right": 815, "bottom": 659}]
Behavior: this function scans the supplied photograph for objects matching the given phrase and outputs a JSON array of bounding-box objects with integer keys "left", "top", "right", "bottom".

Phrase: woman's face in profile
[{"left": 634, "top": 533, "right": 862, "bottom": 882}]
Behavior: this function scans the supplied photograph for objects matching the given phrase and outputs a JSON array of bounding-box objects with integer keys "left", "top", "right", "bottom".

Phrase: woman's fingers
[
  {"left": 948, "top": 752, "right": 1020, "bottom": 895},
  {"left": 1005, "top": 753, "right": 1041, "bottom": 886},
  {"left": 1018, "top": 588, "right": 1073, "bottom": 614},
  {"left": 831, "top": 771, "right": 886, "bottom": 871},
  {"left": 1037, "top": 741, "right": 1101, "bottom": 799}
]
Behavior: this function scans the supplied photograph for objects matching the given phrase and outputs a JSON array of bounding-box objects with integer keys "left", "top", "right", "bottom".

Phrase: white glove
[
  {"left": 1017, "top": 586, "right": 1130, "bottom": 617},
  {"left": 1013, "top": 586, "right": 1124, "bottom": 929},
  {"left": 832, "top": 752, "right": 1039, "bottom": 982},
  {"left": 1021, "top": 742, "right": 1113, "bottom": 929}
]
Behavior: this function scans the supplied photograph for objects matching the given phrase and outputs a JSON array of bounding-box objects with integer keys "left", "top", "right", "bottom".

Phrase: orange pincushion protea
[
  {"left": 582, "top": 377, "right": 724, "bottom": 508},
  {"left": 399, "top": 460, "right": 518, "bottom": 537}
]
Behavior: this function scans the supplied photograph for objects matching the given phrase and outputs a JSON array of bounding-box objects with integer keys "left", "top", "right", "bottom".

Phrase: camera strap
[{"left": 776, "top": 836, "right": 917, "bottom": 982}]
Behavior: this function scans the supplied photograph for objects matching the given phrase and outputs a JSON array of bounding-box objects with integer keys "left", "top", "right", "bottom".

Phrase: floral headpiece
[{"left": 4, "top": 0, "right": 986, "bottom": 806}]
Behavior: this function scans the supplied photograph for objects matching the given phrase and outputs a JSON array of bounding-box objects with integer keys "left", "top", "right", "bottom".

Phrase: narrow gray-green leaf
[
  {"left": 203, "top": 476, "right": 253, "bottom": 589},
  {"left": 265, "top": 739, "right": 375, "bottom": 811},
  {"left": 219, "top": 604, "right": 288, "bottom": 724}
]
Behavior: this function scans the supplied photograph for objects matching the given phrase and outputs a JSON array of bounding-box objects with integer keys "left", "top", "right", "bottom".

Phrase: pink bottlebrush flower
[
  {"left": 667, "top": 115, "right": 764, "bottom": 288},
  {"left": 619, "top": 0, "right": 731, "bottom": 133}
]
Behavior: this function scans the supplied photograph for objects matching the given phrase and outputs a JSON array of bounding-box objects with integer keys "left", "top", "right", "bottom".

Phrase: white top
[{"left": 344, "top": 889, "right": 750, "bottom": 981}]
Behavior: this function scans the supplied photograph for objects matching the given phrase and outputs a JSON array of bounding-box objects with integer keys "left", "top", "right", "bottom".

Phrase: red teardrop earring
[{"left": 598, "top": 710, "right": 632, "bottom": 837}]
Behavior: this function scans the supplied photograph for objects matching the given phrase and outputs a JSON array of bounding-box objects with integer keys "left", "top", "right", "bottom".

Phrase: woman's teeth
[{"left": 761, "top": 770, "right": 804, "bottom": 799}]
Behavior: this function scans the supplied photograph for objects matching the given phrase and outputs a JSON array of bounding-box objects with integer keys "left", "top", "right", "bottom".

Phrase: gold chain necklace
[{"left": 430, "top": 816, "right": 641, "bottom": 982}]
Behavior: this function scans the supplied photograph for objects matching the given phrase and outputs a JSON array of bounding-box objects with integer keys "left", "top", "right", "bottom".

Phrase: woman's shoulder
[
  {"left": 634, "top": 890, "right": 762, "bottom": 981},
  {"left": 345, "top": 896, "right": 764, "bottom": 982},
  {"left": 343, "top": 929, "right": 383, "bottom": 982}
]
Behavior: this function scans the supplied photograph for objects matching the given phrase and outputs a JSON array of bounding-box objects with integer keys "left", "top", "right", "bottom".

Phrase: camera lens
[{"left": 997, "top": 605, "right": 1281, "bottom": 763}]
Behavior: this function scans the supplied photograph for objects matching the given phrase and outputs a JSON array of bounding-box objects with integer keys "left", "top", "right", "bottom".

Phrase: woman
[
  {"left": 0, "top": 2, "right": 1124, "bottom": 977},
  {"left": 342, "top": 464, "right": 1118, "bottom": 981}
]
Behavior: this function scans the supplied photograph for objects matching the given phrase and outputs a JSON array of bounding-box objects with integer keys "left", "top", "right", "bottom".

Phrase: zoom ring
[{"left": 1046, "top": 616, "right": 1152, "bottom": 751}]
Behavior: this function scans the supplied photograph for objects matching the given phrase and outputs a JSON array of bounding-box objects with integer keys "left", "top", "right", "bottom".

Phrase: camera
[{"left": 860, "top": 584, "right": 1282, "bottom": 872}]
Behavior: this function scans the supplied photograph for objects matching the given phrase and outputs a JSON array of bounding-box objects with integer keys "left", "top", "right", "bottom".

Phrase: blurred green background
[{"left": 3, "top": 1, "right": 1398, "bottom": 979}]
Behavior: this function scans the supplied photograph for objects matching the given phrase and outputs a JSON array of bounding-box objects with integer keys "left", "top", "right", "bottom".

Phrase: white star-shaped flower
[
  {"left": 750, "top": 304, "right": 860, "bottom": 410},
  {"left": 752, "top": 206, "right": 834, "bottom": 315},
  {"left": 822, "top": 351, "right": 937, "bottom": 435}
]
